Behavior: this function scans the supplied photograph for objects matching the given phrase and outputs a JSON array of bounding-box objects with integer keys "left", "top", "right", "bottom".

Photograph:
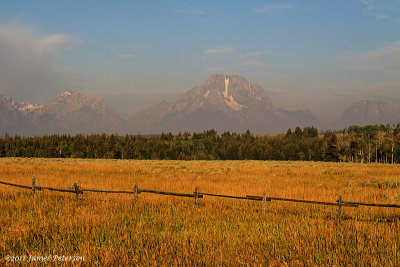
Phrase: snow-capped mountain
[
  {"left": 31, "top": 90, "right": 123, "bottom": 134},
  {"left": 130, "top": 74, "right": 321, "bottom": 134},
  {"left": 9, "top": 74, "right": 399, "bottom": 136},
  {"left": 0, "top": 90, "right": 123, "bottom": 135},
  {"left": 0, "top": 95, "right": 36, "bottom": 135}
]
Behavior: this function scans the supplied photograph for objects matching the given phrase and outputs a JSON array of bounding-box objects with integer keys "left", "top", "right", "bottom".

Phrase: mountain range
[
  {"left": 333, "top": 100, "right": 400, "bottom": 129},
  {"left": 0, "top": 90, "right": 122, "bottom": 135},
  {"left": 130, "top": 74, "right": 321, "bottom": 134},
  {"left": 1, "top": 74, "right": 399, "bottom": 136}
]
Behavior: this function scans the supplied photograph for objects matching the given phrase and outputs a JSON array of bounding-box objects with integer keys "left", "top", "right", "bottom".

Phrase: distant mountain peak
[
  {"left": 334, "top": 100, "right": 400, "bottom": 129},
  {"left": 60, "top": 90, "right": 75, "bottom": 97},
  {"left": 0, "top": 75, "right": 324, "bottom": 136},
  {"left": 16, "top": 102, "right": 44, "bottom": 112},
  {"left": 6, "top": 97, "right": 43, "bottom": 114},
  {"left": 205, "top": 74, "right": 254, "bottom": 93},
  {"left": 131, "top": 74, "right": 321, "bottom": 134},
  {"left": 0, "top": 90, "right": 123, "bottom": 135}
]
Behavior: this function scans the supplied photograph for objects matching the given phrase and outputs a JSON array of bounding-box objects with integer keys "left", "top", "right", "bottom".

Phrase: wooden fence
[{"left": 1, "top": 177, "right": 400, "bottom": 221}]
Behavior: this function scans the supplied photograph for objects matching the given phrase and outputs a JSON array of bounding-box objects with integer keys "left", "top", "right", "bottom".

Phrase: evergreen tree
[{"left": 324, "top": 132, "right": 339, "bottom": 162}]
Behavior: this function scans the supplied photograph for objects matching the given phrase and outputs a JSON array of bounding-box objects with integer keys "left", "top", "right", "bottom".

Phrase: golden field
[{"left": 0, "top": 158, "right": 399, "bottom": 266}]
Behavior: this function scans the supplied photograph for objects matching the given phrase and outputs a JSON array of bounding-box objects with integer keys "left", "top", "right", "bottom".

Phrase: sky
[{"left": 0, "top": 0, "right": 399, "bottom": 122}]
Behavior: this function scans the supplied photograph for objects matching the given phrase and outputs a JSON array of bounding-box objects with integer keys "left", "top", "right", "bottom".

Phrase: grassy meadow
[{"left": 1, "top": 158, "right": 400, "bottom": 265}]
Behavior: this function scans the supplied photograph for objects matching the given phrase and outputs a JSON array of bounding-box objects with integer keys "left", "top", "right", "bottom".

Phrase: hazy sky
[{"left": 0, "top": 0, "right": 399, "bottom": 122}]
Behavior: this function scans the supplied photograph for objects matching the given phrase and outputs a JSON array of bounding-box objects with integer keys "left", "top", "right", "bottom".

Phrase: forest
[{"left": 0, "top": 124, "right": 400, "bottom": 163}]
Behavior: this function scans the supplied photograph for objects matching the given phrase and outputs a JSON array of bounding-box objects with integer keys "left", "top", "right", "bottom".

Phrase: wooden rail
[
  {"left": 0, "top": 180, "right": 32, "bottom": 190},
  {"left": 0, "top": 180, "right": 82, "bottom": 194},
  {"left": 246, "top": 195, "right": 359, "bottom": 207},
  {"left": 139, "top": 188, "right": 202, "bottom": 198},
  {"left": 81, "top": 188, "right": 134, "bottom": 194},
  {"left": 341, "top": 200, "right": 400, "bottom": 208},
  {"left": 1, "top": 178, "right": 400, "bottom": 221},
  {"left": 199, "top": 192, "right": 260, "bottom": 200}
]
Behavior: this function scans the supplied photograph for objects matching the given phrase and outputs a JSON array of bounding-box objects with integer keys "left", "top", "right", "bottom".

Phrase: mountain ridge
[
  {"left": 334, "top": 100, "right": 400, "bottom": 129},
  {"left": 2, "top": 74, "right": 399, "bottom": 136},
  {"left": 130, "top": 74, "right": 322, "bottom": 134},
  {"left": 0, "top": 90, "right": 123, "bottom": 135}
]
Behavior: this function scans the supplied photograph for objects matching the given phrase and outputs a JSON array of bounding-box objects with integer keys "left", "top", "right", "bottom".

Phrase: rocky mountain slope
[
  {"left": 334, "top": 100, "right": 400, "bottom": 129},
  {"left": 0, "top": 90, "right": 123, "bottom": 135},
  {"left": 0, "top": 95, "right": 36, "bottom": 135},
  {"left": 130, "top": 74, "right": 321, "bottom": 134},
  {"left": 5, "top": 75, "right": 399, "bottom": 136}
]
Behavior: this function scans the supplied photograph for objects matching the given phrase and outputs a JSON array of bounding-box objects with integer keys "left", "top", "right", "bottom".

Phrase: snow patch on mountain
[
  {"left": 17, "top": 103, "right": 44, "bottom": 111},
  {"left": 225, "top": 96, "right": 245, "bottom": 111},
  {"left": 223, "top": 76, "right": 244, "bottom": 110},
  {"left": 9, "top": 99, "right": 44, "bottom": 112},
  {"left": 224, "top": 77, "right": 229, "bottom": 97},
  {"left": 61, "top": 90, "right": 73, "bottom": 97}
]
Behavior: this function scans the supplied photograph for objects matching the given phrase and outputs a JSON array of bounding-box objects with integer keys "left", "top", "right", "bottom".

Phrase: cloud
[
  {"left": 0, "top": 23, "right": 77, "bottom": 102},
  {"left": 0, "top": 24, "right": 75, "bottom": 59},
  {"left": 254, "top": 4, "right": 294, "bottom": 14},
  {"left": 240, "top": 60, "right": 269, "bottom": 68},
  {"left": 360, "top": 0, "right": 375, "bottom": 9},
  {"left": 336, "top": 41, "right": 400, "bottom": 77},
  {"left": 374, "top": 14, "right": 389, "bottom": 19},
  {"left": 35, "top": 34, "right": 75, "bottom": 54},
  {"left": 113, "top": 54, "right": 135, "bottom": 60},
  {"left": 204, "top": 48, "right": 273, "bottom": 71},
  {"left": 205, "top": 47, "right": 235, "bottom": 54},
  {"left": 204, "top": 48, "right": 272, "bottom": 71},
  {"left": 359, "top": 0, "right": 391, "bottom": 20},
  {"left": 241, "top": 50, "right": 276, "bottom": 58}
]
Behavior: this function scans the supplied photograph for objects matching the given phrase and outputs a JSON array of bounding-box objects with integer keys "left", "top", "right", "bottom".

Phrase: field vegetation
[{"left": 1, "top": 158, "right": 400, "bottom": 265}]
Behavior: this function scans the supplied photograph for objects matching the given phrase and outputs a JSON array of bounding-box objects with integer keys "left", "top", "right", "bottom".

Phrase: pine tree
[{"left": 324, "top": 132, "right": 339, "bottom": 162}]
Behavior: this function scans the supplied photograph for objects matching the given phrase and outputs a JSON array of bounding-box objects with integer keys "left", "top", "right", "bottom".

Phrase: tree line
[{"left": 0, "top": 124, "right": 399, "bottom": 163}]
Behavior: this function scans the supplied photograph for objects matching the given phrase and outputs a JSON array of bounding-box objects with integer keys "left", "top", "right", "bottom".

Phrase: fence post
[
  {"left": 338, "top": 195, "right": 342, "bottom": 222},
  {"left": 133, "top": 183, "right": 138, "bottom": 205},
  {"left": 262, "top": 190, "right": 267, "bottom": 213},
  {"left": 194, "top": 186, "right": 199, "bottom": 207},
  {"left": 32, "top": 176, "right": 35, "bottom": 193},
  {"left": 74, "top": 183, "right": 80, "bottom": 201}
]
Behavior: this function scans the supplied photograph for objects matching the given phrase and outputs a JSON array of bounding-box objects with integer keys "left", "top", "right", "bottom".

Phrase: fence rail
[
  {"left": 341, "top": 200, "right": 400, "bottom": 208},
  {"left": 139, "top": 188, "right": 201, "bottom": 198},
  {"left": 81, "top": 188, "right": 134, "bottom": 194},
  {"left": 199, "top": 192, "right": 259, "bottom": 201},
  {"left": 246, "top": 195, "right": 359, "bottom": 207},
  {"left": 0, "top": 180, "right": 32, "bottom": 190},
  {"left": 1, "top": 177, "right": 400, "bottom": 221}
]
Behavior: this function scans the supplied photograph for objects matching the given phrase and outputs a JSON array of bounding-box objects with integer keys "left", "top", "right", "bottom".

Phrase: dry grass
[{"left": 0, "top": 158, "right": 399, "bottom": 265}]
